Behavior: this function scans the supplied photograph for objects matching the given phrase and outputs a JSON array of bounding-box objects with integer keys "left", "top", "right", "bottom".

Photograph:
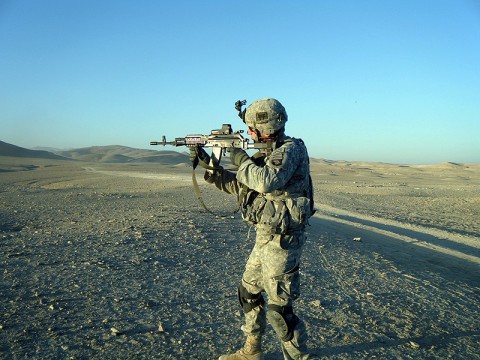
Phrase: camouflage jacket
[{"left": 205, "top": 136, "right": 314, "bottom": 234}]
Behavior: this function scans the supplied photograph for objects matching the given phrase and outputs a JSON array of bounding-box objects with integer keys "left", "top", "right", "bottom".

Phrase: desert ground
[{"left": 1, "top": 154, "right": 479, "bottom": 359}]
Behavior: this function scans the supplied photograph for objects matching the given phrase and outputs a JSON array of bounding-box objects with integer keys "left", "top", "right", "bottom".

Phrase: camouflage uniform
[{"left": 205, "top": 131, "right": 313, "bottom": 359}]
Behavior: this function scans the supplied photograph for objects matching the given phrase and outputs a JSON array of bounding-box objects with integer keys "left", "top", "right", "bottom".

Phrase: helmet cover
[{"left": 244, "top": 98, "right": 287, "bottom": 135}]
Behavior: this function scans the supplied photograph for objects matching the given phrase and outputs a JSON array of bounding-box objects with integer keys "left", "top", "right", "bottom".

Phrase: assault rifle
[
  {"left": 150, "top": 123, "right": 271, "bottom": 149},
  {"left": 150, "top": 124, "right": 272, "bottom": 172}
]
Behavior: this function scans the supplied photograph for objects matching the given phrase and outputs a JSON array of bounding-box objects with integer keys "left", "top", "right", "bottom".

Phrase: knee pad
[
  {"left": 266, "top": 304, "right": 299, "bottom": 342},
  {"left": 237, "top": 283, "right": 264, "bottom": 313}
]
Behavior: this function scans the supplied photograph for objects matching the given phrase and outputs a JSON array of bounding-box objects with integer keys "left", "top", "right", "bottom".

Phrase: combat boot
[{"left": 218, "top": 335, "right": 263, "bottom": 360}]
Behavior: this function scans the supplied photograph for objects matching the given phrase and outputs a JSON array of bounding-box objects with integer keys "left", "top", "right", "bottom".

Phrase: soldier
[{"left": 191, "top": 98, "right": 314, "bottom": 360}]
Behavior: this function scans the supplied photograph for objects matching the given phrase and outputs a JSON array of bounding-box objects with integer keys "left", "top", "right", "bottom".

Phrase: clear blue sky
[{"left": 1, "top": 0, "right": 479, "bottom": 164}]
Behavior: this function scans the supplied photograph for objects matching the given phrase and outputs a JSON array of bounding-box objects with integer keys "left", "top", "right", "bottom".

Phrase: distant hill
[
  {"left": 32, "top": 146, "right": 69, "bottom": 153},
  {"left": 0, "top": 140, "right": 69, "bottom": 160},
  {"left": 0, "top": 141, "right": 191, "bottom": 165},
  {"left": 57, "top": 145, "right": 190, "bottom": 164},
  {"left": 8, "top": 141, "right": 473, "bottom": 168}
]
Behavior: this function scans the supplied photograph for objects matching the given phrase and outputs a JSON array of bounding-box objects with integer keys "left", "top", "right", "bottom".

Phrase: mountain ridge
[
  {"left": 0, "top": 140, "right": 69, "bottom": 160},
  {"left": 0, "top": 140, "right": 189, "bottom": 164}
]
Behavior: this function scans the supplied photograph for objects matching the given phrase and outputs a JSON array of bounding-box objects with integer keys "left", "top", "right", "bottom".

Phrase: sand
[{"left": 1, "top": 156, "right": 479, "bottom": 359}]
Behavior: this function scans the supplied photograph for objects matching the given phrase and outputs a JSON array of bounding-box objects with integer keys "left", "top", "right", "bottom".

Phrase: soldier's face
[{"left": 247, "top": 128, "right": 258, "bottom": 140}]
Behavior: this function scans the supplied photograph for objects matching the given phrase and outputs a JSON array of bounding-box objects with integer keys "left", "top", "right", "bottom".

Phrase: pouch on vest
[
  {"left": 241, "top": 190, "right": 267, "bottom": 225},
  {"left": 285, "top": 196, "right": 312, "bottom": 229},
  {"left": 257, "top": 200, "right": 289, "bottom": 234}
]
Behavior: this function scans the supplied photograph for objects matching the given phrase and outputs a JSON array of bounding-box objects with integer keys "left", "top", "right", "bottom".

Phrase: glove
[
  {"left": 189, "top": 145, "right": 210, "bottom": 164},
  {"left": 230, "top": 147, "right": 250, "bottom": 166},
  {"left": 189, "top": 147, "right": 197, "bottom": 163}
]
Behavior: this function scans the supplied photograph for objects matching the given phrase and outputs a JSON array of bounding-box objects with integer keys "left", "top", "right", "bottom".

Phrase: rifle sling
[
  {"left": 191, "top": 155, "right": 230, "bottom": 217},
  {"left": 191, "top": 167, "right": 217, "bottom": 216}
]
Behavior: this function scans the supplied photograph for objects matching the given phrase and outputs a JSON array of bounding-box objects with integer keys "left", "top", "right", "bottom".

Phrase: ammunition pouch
[
  {"left": 285, "top": 196, "right": 313, "bottom": 227},
  {"left": 240, "top": 189, "right": 264, "bottom": 224},
  {"left": 240, "top": 191, "right": 312, "bottom": 234}
]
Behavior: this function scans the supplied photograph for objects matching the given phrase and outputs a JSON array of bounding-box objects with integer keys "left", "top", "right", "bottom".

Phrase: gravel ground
[{"left": 1, "top": 158, "right": 479, "bottom": 359}]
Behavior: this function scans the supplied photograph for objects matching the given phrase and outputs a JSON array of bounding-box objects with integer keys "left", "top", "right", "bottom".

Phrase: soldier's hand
[
  {"left": 230, "top": 148, "right": 250, "bottom": 166},
  {"left": 189, "top": 146, "right": 198, "bottom": 163},
  {"left": 189, "top": 145, "right": 210, "bottom": 164}
]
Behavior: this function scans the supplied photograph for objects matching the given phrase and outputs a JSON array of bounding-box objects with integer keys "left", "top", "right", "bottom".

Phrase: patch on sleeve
[{"left": 270, "top": 152, "right": 284, "bottom": 166}]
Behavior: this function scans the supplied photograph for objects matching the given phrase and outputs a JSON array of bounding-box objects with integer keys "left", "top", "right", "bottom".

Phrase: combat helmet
[{"left": 244, "top": 98, "right": 287, "bottom": 135}]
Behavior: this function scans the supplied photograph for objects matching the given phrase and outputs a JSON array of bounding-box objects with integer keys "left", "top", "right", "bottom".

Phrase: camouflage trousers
[{"left": 240, "top": 228, "right": 309, "bottom": 359}]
